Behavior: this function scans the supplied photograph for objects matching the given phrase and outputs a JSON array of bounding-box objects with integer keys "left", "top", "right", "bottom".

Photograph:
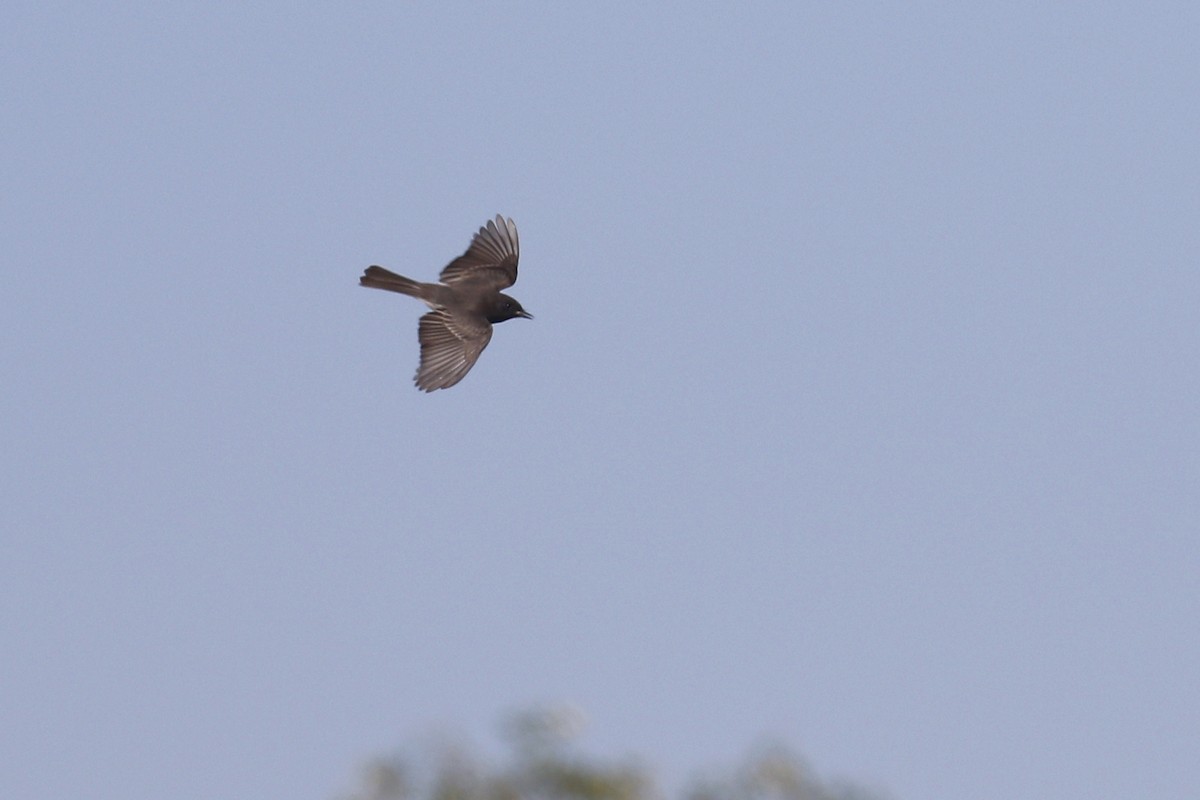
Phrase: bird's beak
[{"left": 517, "top": 310, "right": 534, "bottom": 320}]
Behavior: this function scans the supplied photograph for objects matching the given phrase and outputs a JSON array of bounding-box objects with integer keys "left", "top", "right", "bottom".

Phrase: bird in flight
[{"left": 360, "top": 215, "right": 532, "bottom": 392}]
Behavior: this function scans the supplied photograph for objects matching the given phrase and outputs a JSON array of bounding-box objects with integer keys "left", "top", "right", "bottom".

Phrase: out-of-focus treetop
[{"left": 336, "top": 709, "right": 888, "bottom": 800}]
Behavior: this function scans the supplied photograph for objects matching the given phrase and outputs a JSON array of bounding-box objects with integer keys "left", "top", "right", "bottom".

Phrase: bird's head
[{"left": 488, "top": 293, "right": 533, "bottom": 323}]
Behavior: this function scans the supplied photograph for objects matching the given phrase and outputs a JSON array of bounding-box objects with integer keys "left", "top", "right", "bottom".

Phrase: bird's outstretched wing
[
  {"left": 415, "top": 309, "right": 494, "bottom": 391},
  {"left": 438, "top": 215, "right": 520, "bottom": 289}
]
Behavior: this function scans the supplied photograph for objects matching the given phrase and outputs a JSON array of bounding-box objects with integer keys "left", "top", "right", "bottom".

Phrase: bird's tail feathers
[{"left": 360, "top": 266, "right": 423, "bottom": 296}]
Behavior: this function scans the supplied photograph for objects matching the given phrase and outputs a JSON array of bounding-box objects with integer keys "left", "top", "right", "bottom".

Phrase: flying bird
[{"left": 360, "top": 215, "right": 532, "bottom": 391}]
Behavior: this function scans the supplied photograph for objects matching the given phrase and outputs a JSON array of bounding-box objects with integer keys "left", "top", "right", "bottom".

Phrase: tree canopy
[{"left": 336, "top": 709, "right": 887, "bottom": 800}]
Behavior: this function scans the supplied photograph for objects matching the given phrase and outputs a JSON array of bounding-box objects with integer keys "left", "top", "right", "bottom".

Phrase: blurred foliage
[{"left": 336, "top": 708, "right": 886, "bottom": 800}]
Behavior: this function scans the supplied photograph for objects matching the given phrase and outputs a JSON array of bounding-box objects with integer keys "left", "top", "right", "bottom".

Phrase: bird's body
[{"left": 360, "top": 215, "right": 531, "bottom": 392}]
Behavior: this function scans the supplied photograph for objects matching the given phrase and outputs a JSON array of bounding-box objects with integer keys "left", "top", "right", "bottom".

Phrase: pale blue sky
[{"left": 2, "top": 3, "right": 1197, "bottom": 799}]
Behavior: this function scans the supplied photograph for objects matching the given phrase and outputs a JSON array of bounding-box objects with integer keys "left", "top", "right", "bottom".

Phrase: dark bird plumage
[{"left": 360, "top": 215, "right": 532, "bottom": 391}]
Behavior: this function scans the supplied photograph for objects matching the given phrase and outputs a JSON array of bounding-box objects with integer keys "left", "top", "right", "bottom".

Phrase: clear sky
[{"left": 2, "top": 3, "right": 1197, "bottom": 799}]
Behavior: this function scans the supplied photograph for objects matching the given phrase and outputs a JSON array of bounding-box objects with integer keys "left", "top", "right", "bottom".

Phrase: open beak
[{"left": 517, "top": 310, "right": 534, "bottom": 320}]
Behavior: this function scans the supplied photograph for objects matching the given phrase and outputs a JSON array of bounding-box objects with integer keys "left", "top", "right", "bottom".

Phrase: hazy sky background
[{"left": 3, "top": 3, "right": 1197, "bottom": 799}]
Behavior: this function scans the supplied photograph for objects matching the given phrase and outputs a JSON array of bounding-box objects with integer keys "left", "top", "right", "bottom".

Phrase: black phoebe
[{"left": 360, "top": 215, "right": 532, "bottom": 392}]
